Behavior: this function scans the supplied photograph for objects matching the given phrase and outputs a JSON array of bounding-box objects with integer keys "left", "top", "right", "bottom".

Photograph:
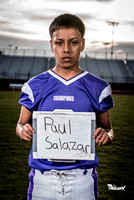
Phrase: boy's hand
[
  {"left": 92, "top": 127, "right": 114, "bottom": 146},
  {"left": 18, "top": 123, "right": 34, "bottom": 142}
]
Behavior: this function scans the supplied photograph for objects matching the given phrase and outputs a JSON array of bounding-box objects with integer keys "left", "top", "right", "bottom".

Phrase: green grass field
[{"left": 0, "top": 91, "right": 134, "bottom": 200}]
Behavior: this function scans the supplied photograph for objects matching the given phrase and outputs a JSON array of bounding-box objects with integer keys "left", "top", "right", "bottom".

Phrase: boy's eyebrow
[{"left": 54, "top": 37, "right": 82, "bottom": 41}]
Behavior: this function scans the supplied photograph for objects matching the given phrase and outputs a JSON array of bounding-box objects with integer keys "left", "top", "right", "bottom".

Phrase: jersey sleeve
[
  {"left": 19, "top": 82, "right": 35, "bottom": 112},
  {"left": 97, "top": 84, "right": 114, "bottom": 114}
]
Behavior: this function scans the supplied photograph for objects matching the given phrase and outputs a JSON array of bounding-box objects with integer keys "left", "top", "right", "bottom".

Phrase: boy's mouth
[{"left": 62, "top": 57, "right": 72, "bottom": 61}]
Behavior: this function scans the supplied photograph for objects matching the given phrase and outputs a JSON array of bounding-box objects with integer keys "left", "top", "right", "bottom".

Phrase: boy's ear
[
  {"left": 50, "top": 40, "right": 53, "bottom": 52},
  {"left": 81, "top": 38, "right": 85, "bottom": 52}
]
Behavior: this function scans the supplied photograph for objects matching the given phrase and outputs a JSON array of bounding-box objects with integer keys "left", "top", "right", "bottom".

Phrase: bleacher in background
[{"left": 0, "top": 55, "right": 134, "bottom": 86}]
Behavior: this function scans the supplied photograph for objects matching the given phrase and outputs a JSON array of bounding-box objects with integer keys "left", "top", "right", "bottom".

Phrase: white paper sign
[{"left": 32, "top": 111, "right": 95, "bottom": 160}]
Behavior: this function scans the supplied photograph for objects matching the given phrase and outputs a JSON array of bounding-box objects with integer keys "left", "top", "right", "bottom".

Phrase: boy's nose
[{"left": 63, "top": 42, "right": 70, "bottom": 53}]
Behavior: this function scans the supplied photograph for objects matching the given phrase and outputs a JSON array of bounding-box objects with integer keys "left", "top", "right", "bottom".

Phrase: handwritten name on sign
[{"left": 33, "top": 111, "right": 95, "bottom": 160}]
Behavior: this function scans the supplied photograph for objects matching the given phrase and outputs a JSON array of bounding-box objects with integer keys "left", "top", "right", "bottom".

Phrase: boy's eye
[
  {"left": 56, "top": 41, "right": 63, "bottom": 46},
  {"left": 71, "top": 41, "right": 78, "bottom": 45}
]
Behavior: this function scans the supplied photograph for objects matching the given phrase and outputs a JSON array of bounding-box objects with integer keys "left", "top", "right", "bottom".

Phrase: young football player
[{"left": 16, "top": 13, "right": 114, "bottom": 200}]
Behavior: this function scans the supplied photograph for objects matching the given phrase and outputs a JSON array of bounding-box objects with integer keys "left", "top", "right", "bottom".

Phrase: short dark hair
[{"left": 49, "top": 13, "right": 85, "bottom": 38}]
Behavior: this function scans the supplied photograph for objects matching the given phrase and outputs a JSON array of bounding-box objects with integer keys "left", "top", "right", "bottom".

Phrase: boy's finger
[
  {"left": 25, "top": 123, "right": 35, "bottom": 134},
  {"left": 92, "top": 127, "right": 102, "bottom": 138}
]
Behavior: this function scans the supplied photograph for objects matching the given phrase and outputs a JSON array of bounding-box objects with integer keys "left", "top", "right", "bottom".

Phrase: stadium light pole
[
  {"left": 103, "top": 42, "right": 110, "bottom": 59},
  {"left": 8, "top": 44, "right": 12, "bottom": 55},
  {"left": 106, "top": 21, "right": 119, "bottom": 59}
]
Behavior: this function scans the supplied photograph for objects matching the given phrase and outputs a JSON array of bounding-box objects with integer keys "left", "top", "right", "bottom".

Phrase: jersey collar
[{"left": 48, "top": 69, "right": 88, "bottom": 86}]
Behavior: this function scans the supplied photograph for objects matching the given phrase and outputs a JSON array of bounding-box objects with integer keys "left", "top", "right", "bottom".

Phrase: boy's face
[{"left": 50, "top": 28, "right": 85, "bottom": 70}]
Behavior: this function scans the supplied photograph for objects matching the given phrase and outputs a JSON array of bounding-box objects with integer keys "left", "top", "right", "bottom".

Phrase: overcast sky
[{"left": 0, "top": 0, "right": 134, "bottom": 54}]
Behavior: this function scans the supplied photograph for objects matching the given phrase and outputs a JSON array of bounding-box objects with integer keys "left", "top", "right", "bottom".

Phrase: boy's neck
[{"left": 52, "top": 66, "right": 82, "bottom": 80}]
